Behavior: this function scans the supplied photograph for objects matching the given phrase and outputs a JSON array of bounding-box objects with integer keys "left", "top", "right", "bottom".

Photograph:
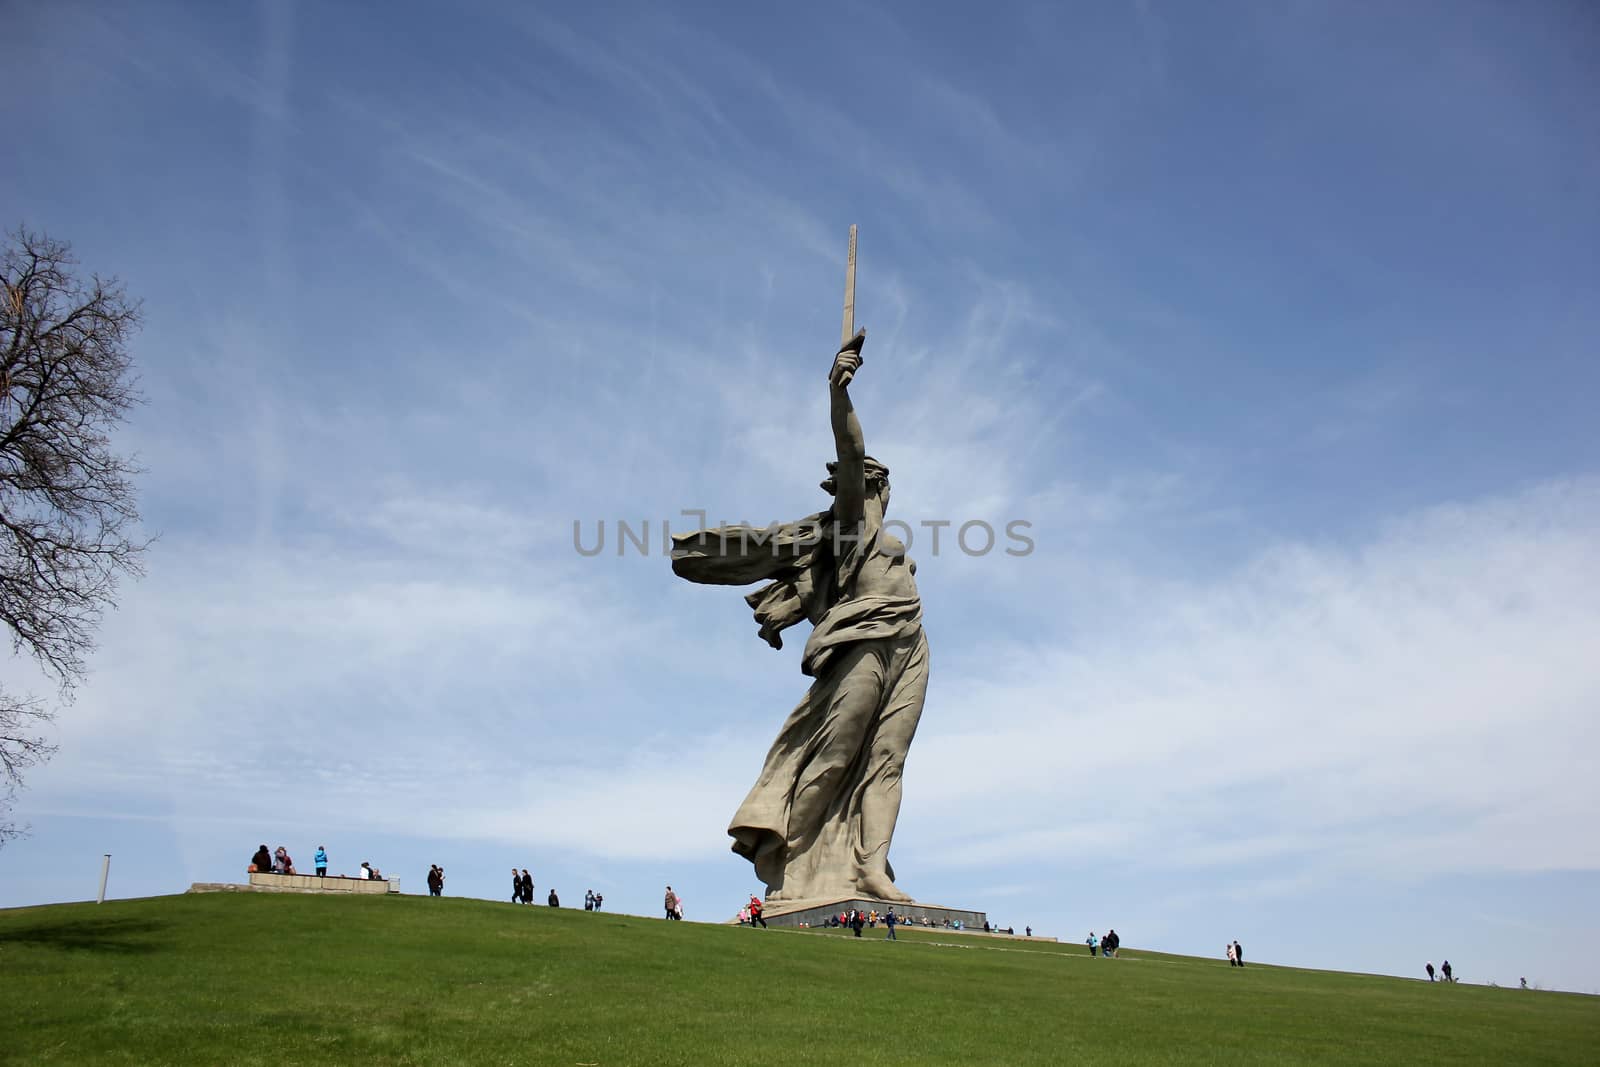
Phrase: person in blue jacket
[{"left": 314, "top": 845, "right": 328, "bottom": 877}]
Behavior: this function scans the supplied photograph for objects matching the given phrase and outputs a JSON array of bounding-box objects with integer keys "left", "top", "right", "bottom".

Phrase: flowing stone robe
[{"left": 671, "top": 506, "right": 927, "bottom": 902}]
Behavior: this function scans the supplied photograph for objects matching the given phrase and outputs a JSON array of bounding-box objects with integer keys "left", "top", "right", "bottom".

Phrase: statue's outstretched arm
[{"left": 829, "top": 330, "right": 867, "bottom": 526}]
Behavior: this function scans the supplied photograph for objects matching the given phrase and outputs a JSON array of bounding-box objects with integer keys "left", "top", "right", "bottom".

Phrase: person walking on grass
[
  {"left": 520, "top": 869, "right": 534, "bottom": 904},
  {"left": 884, "top": 908, "right": 898, "bottom": 940},
  {"left": 665, "top": 886, "right": 679, "bottom": 920},
  {"left": 1426, "top": 961, "right": 1435, "bottom": 982},
  {"left": 1087, "top": 932, "right": 1098, "bottom": 957},
  {"left": 851, "top": 908, "right": 865, "bottom": 937},
  {"left": 585, "top": 889, "right": 595, "bottom": 912},
  {"left": 512, "top": 868, "right": 523, "bottom": 903},
  {"left": 1227, "top": 942, "right": 1237, "bottom": 967},
  {"left": 314, "top": 845, "right": 328, "bottom": 878},
  {"left": 548, "top": 888, "right": 560, "bottom": 907},
  {"left": 1233, "top": 940, "right": 1245, "bottom": 967},
  {"left": 1442, "top": 960, "right": 1452, "bottom": 983},
  {"left": 748, "top": 894, "right": 768, "bottom": 928}
]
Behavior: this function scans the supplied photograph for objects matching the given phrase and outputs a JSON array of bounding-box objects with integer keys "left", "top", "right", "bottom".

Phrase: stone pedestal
[{"left": 752, "top": 896, "right": 987, "bottom": 930}]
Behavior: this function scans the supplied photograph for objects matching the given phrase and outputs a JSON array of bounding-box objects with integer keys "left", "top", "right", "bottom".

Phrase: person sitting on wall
[
  {"left": 250, "top": 844, "right": 271, "bottom": 873},
  {"left": 273, "top": 846, "right": 295, "bottom": 874}
]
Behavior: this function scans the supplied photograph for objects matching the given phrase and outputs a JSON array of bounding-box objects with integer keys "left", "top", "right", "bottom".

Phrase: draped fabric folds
[{"left": 671, "top": 510, "right": 926, "bottom": 901}]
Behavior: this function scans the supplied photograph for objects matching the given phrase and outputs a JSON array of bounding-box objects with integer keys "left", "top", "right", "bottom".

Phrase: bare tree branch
[
  {"left": 0, "top": 687, "right": 56, "bottom": 844},
  {"left": 0, "top": 226, "right": 148, "bottom": 844}
]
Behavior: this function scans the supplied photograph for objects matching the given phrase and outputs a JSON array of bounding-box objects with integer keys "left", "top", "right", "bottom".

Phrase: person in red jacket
[{"left": 748, "top": 894, "right": 768, "bottom": 928}]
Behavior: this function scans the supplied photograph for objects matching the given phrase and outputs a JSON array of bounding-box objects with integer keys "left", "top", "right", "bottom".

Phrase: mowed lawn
[{"left": 2, "top": 893, "right": 1596, "bottom": 1065}]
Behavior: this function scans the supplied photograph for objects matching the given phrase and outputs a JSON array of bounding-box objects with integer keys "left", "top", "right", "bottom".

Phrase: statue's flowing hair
[{"left": 820, "top": 456, "right": 889, "bottom": 496}]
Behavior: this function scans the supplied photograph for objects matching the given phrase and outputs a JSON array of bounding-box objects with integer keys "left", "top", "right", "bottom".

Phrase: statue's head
[{"left": 821, "top": 456, "right": 891, "bottom": 510}]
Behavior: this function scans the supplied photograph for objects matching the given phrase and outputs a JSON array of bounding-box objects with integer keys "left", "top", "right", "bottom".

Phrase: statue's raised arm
[{"left": 827, "top": 329, "right": 868, "bottom": 528}]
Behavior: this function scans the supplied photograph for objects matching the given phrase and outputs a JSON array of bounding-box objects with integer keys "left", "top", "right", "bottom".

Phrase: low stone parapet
[
  {"left": 188, "top": 874, "right": 398, "bottom": 895},
  {"left": 251, "top": 872, "right": 396, "bottom": 893}
]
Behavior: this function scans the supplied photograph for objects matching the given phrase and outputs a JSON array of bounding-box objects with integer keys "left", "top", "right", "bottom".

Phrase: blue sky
[{"left": 4, "top": 0, "right": 1598, "bottom": 991}]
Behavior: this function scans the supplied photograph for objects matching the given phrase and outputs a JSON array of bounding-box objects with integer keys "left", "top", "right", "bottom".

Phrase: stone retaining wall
[
  {"left": 754, "top": 896, "right": 987, "bottom": 931},
  {"left": 187, "top": 873, "right": 398, "bottom": 895}
]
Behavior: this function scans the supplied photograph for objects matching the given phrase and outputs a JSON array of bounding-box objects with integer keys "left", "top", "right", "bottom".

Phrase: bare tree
[
  {"left": 1, "top": 227, "right": 148, "bottom": 842},
  {"left": 0, "top": 694, "right": 55, "bottom": 847}
]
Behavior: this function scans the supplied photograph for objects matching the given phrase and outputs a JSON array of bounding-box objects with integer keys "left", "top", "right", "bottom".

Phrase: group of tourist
[
  {"left": 248, "top": 843, "right": 385, "bottom": 881},
  {"left": 839, "top": 907, "right": 872, "bottom": 936},
  {"left": 664, "top": 886, "right": 684, "bottom": 920},
  {"left": 508, "top": 869, "right": 609, "bottom": 910},
  {"left": 814, "top": 907, "right": 883, "bottom": 930},
  {"left": 1424, "top": 960, "right": 1455, "bottom": 983},
  {"left": 791, "top": 910, "right": 1022, "bottom": 936},
  {"left": 820, "top": 907, "right": 908, "bottom": 939},
  {"left": 249, "top": 844, "right": 294, "bottom": 875},
  {"left": 806, "top": 912, "right": 941, "bottom": 929},
  {"left": 1086, "top": 929, "right": 1123, "bottom": 957},
  {"left": 426, "top": 865, "right": 445, "bottom": 896}
]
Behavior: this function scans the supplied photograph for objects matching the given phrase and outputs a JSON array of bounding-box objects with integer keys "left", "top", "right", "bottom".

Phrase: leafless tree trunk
[{"left": 1, "top": 227, "right": 148, "bottom": 842}]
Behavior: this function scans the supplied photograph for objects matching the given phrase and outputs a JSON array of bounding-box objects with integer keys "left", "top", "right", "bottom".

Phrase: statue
[{"left": 671, "top": 228, "right": 927, "bottom": 903}]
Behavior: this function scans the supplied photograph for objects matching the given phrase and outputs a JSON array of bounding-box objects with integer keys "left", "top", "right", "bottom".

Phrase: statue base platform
[{"left": 750, "top": 896, "right": 987, "bottom": 930}]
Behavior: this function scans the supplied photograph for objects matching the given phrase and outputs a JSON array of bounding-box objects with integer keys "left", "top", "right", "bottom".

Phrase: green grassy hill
[{"left": 3, "top": 893, "right": 1595, "bottom": 1065}]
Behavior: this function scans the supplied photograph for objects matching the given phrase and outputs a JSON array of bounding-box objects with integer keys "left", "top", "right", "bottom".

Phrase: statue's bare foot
[{"left": 858, "top": 874, "right": 913, "bottom": 903}]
